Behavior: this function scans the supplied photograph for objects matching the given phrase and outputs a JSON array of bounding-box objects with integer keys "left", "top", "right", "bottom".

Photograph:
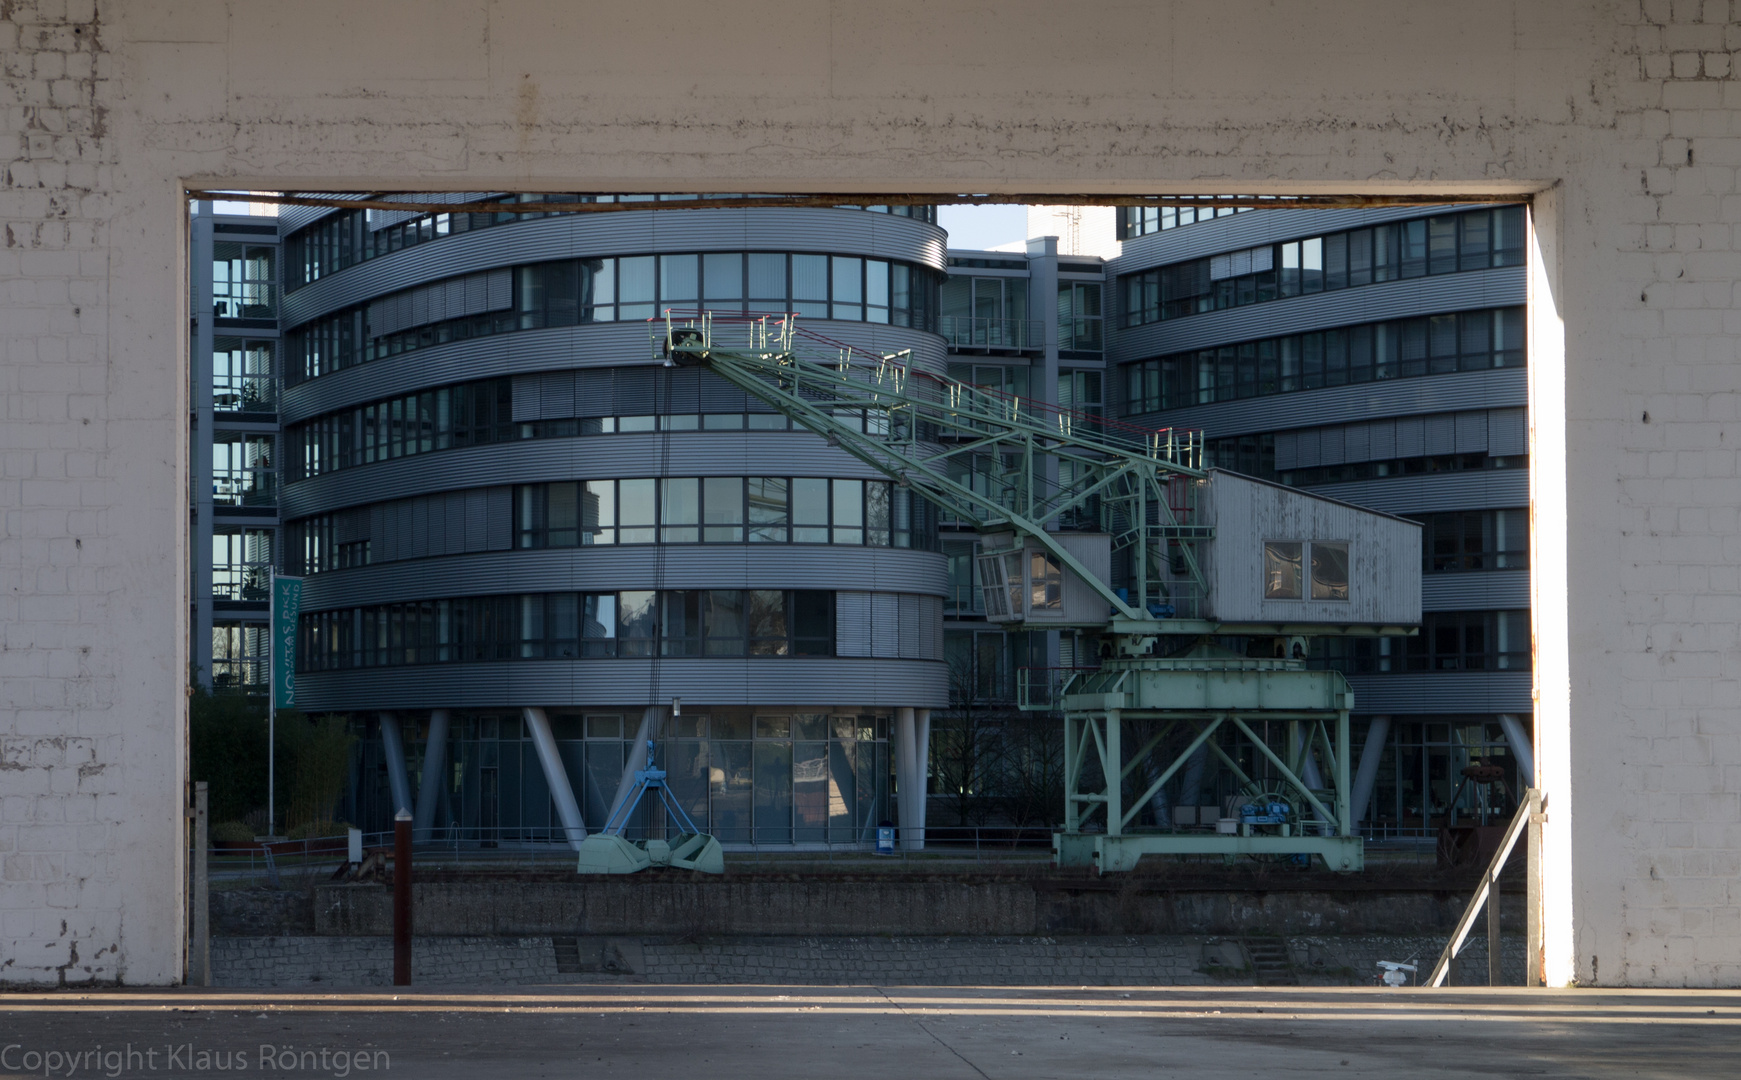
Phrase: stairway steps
[
  {"left": 1242, "top": 937, "right": 1299, "bottom": 986},
  {"left": 552, "top": 936, "right": 584, "bottom": 974}
]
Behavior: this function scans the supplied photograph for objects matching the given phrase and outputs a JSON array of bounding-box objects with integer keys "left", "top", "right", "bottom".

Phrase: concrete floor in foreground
[{"left": 1, "top": 986, "right": 1735, "bottom": 1079}]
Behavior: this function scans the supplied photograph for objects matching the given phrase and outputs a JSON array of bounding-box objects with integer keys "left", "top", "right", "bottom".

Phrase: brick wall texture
[
  {"left": 1605, "top": 0, "right": 1741, "bottom": 986},
  {"left": 1, "top": 0, "right": 1740, "bottom": 986},
  {"left": 0, "top": 0, "right": 125, "bottom": 988}
]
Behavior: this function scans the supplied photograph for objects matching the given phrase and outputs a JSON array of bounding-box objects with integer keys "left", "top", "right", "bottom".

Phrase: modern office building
[
  {"left": 193, "top": 196, "right": 953, "bottom": 845},
  {"left": 189, "top": 194, "right": 1530, "bottom": 846},
  {"left": 1107, "top": 201, "right": 1534, "bottom": 836}
]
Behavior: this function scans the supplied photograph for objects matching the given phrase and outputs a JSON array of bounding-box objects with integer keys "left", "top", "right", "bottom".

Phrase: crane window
[
  {"left": 1264, "top": 541, "right": 1302, "bottom": 599},
  {"left": 1029, "top": 552, "right": 1063, "bottom": 611},
  {"left": 1311, "top": 542, "right": 1350, "bottom": 601}
]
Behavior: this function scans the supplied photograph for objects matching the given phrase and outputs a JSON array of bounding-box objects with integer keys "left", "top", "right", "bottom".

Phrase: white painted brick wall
[
  {"left": 0, "top": 0, "right": 133, "bottom": 987},
  {"left": 1596, "top": 0, "right": 1741, "bottom": 987},
  {"left": 1, "top": 0, "right": 1738, "bottom": 986}
]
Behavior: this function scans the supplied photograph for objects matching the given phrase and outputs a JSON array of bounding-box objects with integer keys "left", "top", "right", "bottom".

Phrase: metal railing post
[
  {"left": 393, "top": 809, "right": 412, "bottom": 985},
  {"left": 188, "top": 782, "right": 210, "bottom": 986}
]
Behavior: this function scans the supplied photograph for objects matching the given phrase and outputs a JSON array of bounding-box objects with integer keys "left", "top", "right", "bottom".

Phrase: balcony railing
[
  {"left": 214, "top": 374, "right": 280, "bottom": 413},
  {"left": 213, "top": 284, "right": 278, "bottom": 320},
  {"left": 213, "top": 469, "right": 277, "bottom": 507},
  {"left": 1016, "top": 666, "right": 1105, "bottom": 711},
  {"left": 939, "top": 316, "right": 1044, "bottom": 352},
  {"left": 212, "top": 563, "right": 273, "bottom": 602},
  {"left": 210, "top": 657, "right": 267, "bottom": 691}
]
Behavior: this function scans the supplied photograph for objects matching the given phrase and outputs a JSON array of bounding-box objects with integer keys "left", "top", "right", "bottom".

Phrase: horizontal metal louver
[
  {"left": 1343, "top": 422, "right": 1371, "bottom": 463},
  {"left": 1368, "top": 418, "right": 1396, "bottom": 460},
  {"left": 445, "top": 493, "right": 468, "bottom": 555},
  {"left": 1489, "top": 407, "right": 1526, "bottom": 455},
  {"left": 1274, "top": 430, "right": 1297, "bottom": 471},
  {"left": 1395, "top": 415, "right": 1425, "bottom": 458},
  {"left": 1319, "top": 426, "right": 1346, "bottom": 466},
  {"left": 922, "top": 596, "right": 943, "bottom": 660},
  {"left": 464, "top": 489, "right": 491, "bottom": 551},
  {"left": 410, "top": 499, "right": 430, "bottom": 559},
  {"left": 575, "top": 368, "right": 613, "bottom": 418},
  {"left": 486, "top": 487, "right": 513, "bottom": 550},
  {"left": 871, "top": 593, "right": 901, "bottom": 658},
  {"left": 897, "top": 594, "right": 922, "bottom": 659},
  {"left": 1424, "top": 413, "right": 1456, "bottom": 456},
  {"left": 836, "top": 592, "right": 872, "bottom": 657},
  {"left": 511, "top": 374, "right": 541, "bottom": 422},
  {"left": 540, "top": 371, "right": 575, "bottom": 420},
  {"left": 1455, "top": 410, "right": 1488, "bottom": 454},
  {"left": 365, "top": 268, "right": 514, "bottom": 338}
]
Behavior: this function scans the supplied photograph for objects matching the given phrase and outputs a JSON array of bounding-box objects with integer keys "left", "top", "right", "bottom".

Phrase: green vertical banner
[{"left": 272, "top": 575, "right": 303, "bottom": 710}]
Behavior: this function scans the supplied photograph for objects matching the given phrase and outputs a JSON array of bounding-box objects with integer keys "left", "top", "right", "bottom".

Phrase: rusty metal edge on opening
[{"left": 187, "top": 191, "right": 1528, "bottom": 218}]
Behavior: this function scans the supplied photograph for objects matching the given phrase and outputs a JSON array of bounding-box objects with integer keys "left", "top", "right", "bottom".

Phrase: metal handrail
[{"left": 937, "top": 316, "right": 1045, "bottom": 351}]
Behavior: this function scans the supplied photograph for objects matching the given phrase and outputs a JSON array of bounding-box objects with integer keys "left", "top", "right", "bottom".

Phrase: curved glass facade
[
  {"left": 287, "top": 196, "right": 938, "bottom": 289},
  {"left": 286, "top": 253, "right": 942, "bottom": 383}
]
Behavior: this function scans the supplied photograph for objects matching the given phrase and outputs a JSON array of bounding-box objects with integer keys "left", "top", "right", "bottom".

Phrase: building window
[
  {"left": 939, "top": 274, "right": 1034, "bottom": 350},
  {"left": 1416, "top": 510, "right": 1529, "bottom": 572},
  {"left": 212, "top": 434, "right": 275, "bottom": 507},
  {"left": 286, "top": 200, "right": 936, "bottom": 291},
  {"left": 1310, "top": 610, "right": 1529, "bottom": 674},
  {"left": 213, "top": 242, "right": 277, "bottom": 319},
  {"left": 211, "top": 528, "right": 274, "bottom": 601},
  {"left": 1122, "top": 306, "right": 1526, "bottom": 415},
  {"left": 1058, "top": 281, "right": 1103, "bottom": 352},
  {"left": 285, "top": 252, "right": 942, "bottom": 383},
  {"left": 1117, "top": 206, "right": 1525, "bottom": 329},
  {"left": 211, "top": 622, "right": 269, "bottom": 689},
  {"left": 211, "top": 338, "right": 276, "bottom": 413},
  {"left": 297, "top": 590, "right": 842, "bottom": 670},
  {"left": 1117, "top": 201, "right": 1255, "bottom": 239}
]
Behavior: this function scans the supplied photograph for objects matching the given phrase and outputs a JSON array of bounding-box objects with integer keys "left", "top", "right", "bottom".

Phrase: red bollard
[{"left": 393, "top": 808, "right": 412, "bottom": 986}]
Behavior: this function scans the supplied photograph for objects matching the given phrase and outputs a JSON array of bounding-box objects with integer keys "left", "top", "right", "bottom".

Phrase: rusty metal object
[{"left": 186, "top": 190, "right": 1529, "bottom": 217}]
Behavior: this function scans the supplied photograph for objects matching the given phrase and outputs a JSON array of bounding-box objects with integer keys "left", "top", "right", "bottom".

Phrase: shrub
[
  {"left": 280, "top": 713, "right": 358, "bottom": 831},
  {"left": 210, "top": 820, "right": 256, "bottom": 844}
]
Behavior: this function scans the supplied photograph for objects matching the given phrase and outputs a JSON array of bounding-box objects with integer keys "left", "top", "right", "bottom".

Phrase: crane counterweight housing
[{"left": 655, "top": 311, "right": 1425, "bottom": 873}]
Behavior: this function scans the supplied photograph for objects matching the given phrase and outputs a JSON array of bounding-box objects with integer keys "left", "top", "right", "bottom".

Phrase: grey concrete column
[
  {"left": 1498, "top": 714, "right": 1535, "bottom": 788},
  {"left": 914, "top": 708, "right": 932, "bottom": 850},
  {"left": 1350, "top": 716, "right": 1393, "bottom": 825},
  {"left": 894, "top": 707, "right": 918, "bottom": 850},
  {"left": 378, "top": 713, "right": 414, "bottom": 817},
  {"left": 412, "top": 709, "right": 450, "bottom": 842},
  {"left": 523, "top": 707, "right": 586, "bottom": 848}
]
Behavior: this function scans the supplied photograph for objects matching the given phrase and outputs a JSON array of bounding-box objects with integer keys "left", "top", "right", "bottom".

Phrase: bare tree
[
  {"left": 996, "top": 714, "right": 1067, "bottom": 831},
  {"left": 933, "top": 651, "right": 1008, "bottom": 828}
]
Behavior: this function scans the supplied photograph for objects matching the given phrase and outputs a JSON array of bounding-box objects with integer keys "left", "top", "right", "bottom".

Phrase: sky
[{"left": 937, "top": 204, "right": 1029, "bottom": 252}]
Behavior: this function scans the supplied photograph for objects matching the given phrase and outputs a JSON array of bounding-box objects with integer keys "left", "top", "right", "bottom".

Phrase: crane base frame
[{"left": 1054, "top": 832, "right": 1364, "bottom": 873}]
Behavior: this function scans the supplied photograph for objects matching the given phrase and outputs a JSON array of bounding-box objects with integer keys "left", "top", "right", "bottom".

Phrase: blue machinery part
[{"left": 575, "top": 741, "right": 725, "bottom": 874}]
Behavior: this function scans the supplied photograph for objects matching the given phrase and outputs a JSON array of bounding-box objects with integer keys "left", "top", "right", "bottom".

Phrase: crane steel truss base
[
  {"left": 659, "top": 313, "right": 1370, "bottom": 873},
  {"left": 1054, "top": 658, "right": 1360, "bottom": 873}
]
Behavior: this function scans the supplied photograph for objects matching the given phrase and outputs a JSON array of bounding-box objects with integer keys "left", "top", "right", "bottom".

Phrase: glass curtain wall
[{"left": 344, "top": 707, "right": 890, "bottom": 844}]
